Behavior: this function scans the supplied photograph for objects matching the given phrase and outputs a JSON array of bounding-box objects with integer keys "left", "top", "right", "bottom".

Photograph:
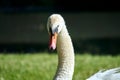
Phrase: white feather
[{"left": 87, "top": 67, "right": 120, "bottom": 80}]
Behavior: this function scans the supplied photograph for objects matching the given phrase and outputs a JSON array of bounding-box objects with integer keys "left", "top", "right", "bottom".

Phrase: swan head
[{"left": 47, "top": 14, "right": 65, "bottom": 50}]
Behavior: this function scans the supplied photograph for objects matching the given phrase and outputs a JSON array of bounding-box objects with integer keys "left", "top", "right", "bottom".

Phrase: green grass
[{"left": 0, "top": 53, "right": 120, "bottom": 80}]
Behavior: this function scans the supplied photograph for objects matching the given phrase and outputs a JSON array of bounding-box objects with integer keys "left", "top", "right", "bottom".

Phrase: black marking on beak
[{"left": 49, "top": 27, "right": 53, "bottom": 35}]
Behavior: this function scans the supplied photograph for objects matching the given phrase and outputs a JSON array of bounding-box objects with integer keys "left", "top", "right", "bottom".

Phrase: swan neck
[{"left": 54, "top": 25, "right": 75, "bottom": 80}]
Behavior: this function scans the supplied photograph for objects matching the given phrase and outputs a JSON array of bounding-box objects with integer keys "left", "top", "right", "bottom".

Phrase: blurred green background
[{"left": 0, "top": 0, "right": 120, "bottom": 55}]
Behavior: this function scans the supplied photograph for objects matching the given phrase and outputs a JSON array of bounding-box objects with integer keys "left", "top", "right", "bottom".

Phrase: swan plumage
[
  {"left": 87, "top": 67, "right": 120, "bottom": 80},
  {"left": 47, "top": 14, "right": 120, "bottom": 80}
]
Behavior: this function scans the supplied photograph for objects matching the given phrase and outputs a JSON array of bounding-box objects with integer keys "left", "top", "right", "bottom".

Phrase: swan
[{"left": 47, "top": 14, "right": 120, "bottom": 80}]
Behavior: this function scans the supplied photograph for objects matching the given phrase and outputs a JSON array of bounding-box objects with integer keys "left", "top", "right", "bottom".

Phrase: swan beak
[{"left": 49, "top": 32, "right": 58, "bottom": 50}]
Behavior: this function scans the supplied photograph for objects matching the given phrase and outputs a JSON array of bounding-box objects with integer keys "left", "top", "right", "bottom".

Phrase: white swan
[{"left": 47, "top": 14, "right": 120, "bottom": 80}]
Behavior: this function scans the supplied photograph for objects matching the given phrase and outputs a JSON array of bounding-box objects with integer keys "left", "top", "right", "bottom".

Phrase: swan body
[
  {"left": 47, "top": 14, "right": 120, "bottom": 80},
  {"left": 87, "top": 67, "right": 120, "bottom": 80}
]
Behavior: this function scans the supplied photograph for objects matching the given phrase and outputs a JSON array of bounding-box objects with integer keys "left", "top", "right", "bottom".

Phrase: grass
[{"left": 0, "top": 52, "right": 120, "bottom": 80}]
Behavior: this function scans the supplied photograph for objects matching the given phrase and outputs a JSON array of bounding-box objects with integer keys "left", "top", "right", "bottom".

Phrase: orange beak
[{"left": 49, "top": 32, "right": 58, "bottom": 50}]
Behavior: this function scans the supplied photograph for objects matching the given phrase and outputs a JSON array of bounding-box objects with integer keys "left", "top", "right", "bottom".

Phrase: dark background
[
  {"left": 0, "top": 0, "right": 120, "bottom": 55},
  {"left": 0, "top": 0, "right": 120, "bottom": 12}
]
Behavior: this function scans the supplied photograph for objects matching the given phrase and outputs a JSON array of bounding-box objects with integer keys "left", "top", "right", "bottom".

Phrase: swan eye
[
  {"left": 57, "top": 25, "right": 59, "bottom": 29},
  {"left": 49, "top": 25, "right": 59, "bottom": 35},
  {"left": 55, "top": 25, "right": 59, "bottom": 33}
]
